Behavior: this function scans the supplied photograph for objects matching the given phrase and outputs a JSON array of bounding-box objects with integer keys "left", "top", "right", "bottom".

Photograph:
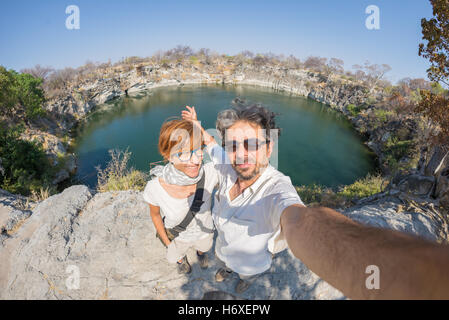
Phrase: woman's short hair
[{"left": 158, "top": 118, "right": 202, "bottom": 160}]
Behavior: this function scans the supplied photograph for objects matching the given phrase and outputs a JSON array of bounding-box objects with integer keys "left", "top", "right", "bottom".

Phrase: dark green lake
[{"left": 73, "top": 84, "right": 376, "bottom": 188}]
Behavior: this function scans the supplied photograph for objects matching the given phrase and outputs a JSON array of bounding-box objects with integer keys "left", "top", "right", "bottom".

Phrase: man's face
[{"left": 224, "top": 120, "right": 273, "bottom": 181}]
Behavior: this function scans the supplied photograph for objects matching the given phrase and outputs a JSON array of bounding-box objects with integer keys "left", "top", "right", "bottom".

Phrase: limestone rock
[
  {"left": 0, "top": 185, "right": 93, "bottom": 299},
  {"left": 52, "top": 169, "right": 70, "bottom": 185},
  {"left": 1, "top": 184, "right": 447, "bottom": 300},
  {"left": 342, "top": 197, "right": 443, "bottom": 243},
  {"left": 435, "top": 168, "right": 449, "bottom": 209},
  {"left": 397, "top": 174, "right": 435, "bottom": 197},
  {"left": 0, "top": 188, "right": 34, "bottom": 245}
]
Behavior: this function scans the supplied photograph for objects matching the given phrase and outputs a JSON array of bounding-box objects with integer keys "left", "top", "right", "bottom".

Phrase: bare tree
[
  {"left": 323, "top": 58, "right": 345, "bottom": 78},
  {"left": 353, "top": 61, "right": 391, "bottom": 92},
  {"left": 21, "top": 64, "right": 54, "bottom": 81},
  {"left": 285, "top": 54, "right": 302, "bottom": 69},
  {"left": 165, "top": 45, "right": 195, "bottom": 62},
  {"left": 304, "top": 56, "right": 328, "bottom": 72},
  {"left": 198, "top": 48, "right": 211, "bottom": 58},
  {"left": 252, "top": 54, "right": 269, "bottom": 69},
  {"left": 44, "top": 67, "right": 77, "bottom": 96},
  {"left": 239, "top": 50, "right": 255, "bottom": 59},
  {"left": 329, "top": 58, "right": 344, "bottom": 74}
]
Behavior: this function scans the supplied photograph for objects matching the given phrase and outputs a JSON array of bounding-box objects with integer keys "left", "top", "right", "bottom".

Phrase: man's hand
[{"left": 280, "top": 204, "right": 449, "bottom": 299}]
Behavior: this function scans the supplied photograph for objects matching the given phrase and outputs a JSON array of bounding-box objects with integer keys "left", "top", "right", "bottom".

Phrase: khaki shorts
[{"left": 166, "top": 233, "right": 214, "bottom": 263}]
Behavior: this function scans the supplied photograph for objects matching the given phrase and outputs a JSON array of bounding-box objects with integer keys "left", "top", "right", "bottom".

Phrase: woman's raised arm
[{"left": 181, "top": 106, "right": 216, "bottom": 146}]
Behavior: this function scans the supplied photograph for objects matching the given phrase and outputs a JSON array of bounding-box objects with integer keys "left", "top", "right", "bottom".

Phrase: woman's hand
[
  {"left": 181, "top": 105, "right": 198, "bottom": 121},
  {"left": 181, "top": 105, "right": 216, "bottom": 146}
]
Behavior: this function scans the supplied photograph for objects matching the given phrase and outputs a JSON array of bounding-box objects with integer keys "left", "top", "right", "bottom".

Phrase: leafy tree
[
  {"left": 419, "top": 0, "right": 449, "bottom": 86},
  {"left": 0, "top": 123, "right": 52, "bottom": 195},
  {"left": 415, "top": 89, "right": 449, "bottom": 144},
  {"left": 415, "top": 0, "right": 449, "bottom": 145},
  {"left": 0, "top": 66, "right": 18, "bottom": 111},
  {"left": 15, "top": 72, "right": 46, "bottom": 118},
  {"left": 0, "top": 66, "right": 46, "bottom": 120}
]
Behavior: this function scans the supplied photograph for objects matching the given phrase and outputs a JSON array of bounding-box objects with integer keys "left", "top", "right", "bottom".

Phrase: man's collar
[{"left": 245, "top": 164, "right": 274, "bottom": 195}]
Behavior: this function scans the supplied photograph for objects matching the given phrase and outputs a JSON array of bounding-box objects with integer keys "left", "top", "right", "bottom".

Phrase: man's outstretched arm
[{"left": 280, "top": 204, "right": 449, "bottom": 299}]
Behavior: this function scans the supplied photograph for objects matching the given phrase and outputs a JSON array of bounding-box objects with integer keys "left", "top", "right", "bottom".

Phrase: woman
[{"left": 142, "top": 118, "right": 218, "bottom": 274}]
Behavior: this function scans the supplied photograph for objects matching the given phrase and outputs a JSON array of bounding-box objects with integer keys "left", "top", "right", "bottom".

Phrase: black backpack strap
[{"left": 169, "top": 173, "right": 206, "bottom": 237}]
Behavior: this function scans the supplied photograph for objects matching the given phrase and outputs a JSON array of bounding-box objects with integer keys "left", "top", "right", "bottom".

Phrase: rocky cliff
[{"left": 1, "top": 183, "right": 447, "bottom": 300}]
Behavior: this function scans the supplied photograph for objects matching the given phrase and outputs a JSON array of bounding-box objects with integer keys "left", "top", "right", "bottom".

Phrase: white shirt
[
  {"left": 207, "top": 143, "right": 304, "bottom": 276},
  {"left": 142, "top": 162, "right": 218, "bottom": 243}
]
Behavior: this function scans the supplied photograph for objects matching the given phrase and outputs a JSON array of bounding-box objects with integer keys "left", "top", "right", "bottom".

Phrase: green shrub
[
  {"left": 296, "top": 184, "right": 346, "bottom": 208},
  {"left": 382, "top": 136, "right": 416, "bottom": 173},
  {"left": 295, "top": 183, "right": 327, "bottom": 204},
  {"left": 0, "top": 124, "right": 54, "bottom": 195},
  {"left": 373, "top": 109, "right": 395, "bottom": 122},
  {"left": 337, "top": 173, "right": 387, "bottom": 200},
  {"left": 0, "top": 66, "right": 46, "bottom": 120},
  {"left": 296, "top": 173, "right": 388, "bottom": 208},
  {"left": 347, "top": 104, "right": 362, "bottom": 117},
  {"left": 189, "top": 56, "right": 199, "bottom": 64}
]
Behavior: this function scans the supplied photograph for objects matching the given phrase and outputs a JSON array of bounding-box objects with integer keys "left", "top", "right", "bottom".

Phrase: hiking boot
[
  {"left": 235, "top": 279, "right": 252, "bottom": 293},
  {"left": 177, "top": 256, "right": 192, "bottom": 274},
  {"left": 197, "top": 251, "right": 208, "bottom": 269},
  {"left": 215, "top": 268, "right": 232, "bottom": 282}
]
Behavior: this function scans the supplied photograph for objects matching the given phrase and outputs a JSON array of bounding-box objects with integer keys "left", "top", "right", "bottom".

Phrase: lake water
[{"left": 73, "top": 84, "right": 376, "bottom": 188}]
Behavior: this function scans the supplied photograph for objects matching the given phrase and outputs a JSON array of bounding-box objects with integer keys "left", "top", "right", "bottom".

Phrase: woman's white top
[{"left": 142, "top": 162, "right": 219, "bottom": 243}]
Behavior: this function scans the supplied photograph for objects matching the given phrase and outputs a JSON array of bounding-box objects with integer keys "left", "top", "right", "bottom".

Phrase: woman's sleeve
[
  {"left": 142, "top": 180, "right": 159, "bottom": 207},
  {"left": 205, "top": 142, "right": 234, "bottom": 181}
]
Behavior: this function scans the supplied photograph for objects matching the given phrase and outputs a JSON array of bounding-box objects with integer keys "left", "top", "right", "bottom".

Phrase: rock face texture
[
  {"left": 1, "top": 185, "right": 447, "bottom": 300},
  {"left": 0, "top": 189, "right": 35, "bottom": 246}
]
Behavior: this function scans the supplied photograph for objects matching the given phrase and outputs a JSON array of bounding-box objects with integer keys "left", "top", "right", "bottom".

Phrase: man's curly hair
[{"left": 216, "top": 98, "right": 281, "bottom": 144}]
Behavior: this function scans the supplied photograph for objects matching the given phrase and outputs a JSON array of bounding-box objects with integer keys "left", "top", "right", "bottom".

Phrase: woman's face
[{"left": 169, "top": 143, "right": 204, "bottom": 178}]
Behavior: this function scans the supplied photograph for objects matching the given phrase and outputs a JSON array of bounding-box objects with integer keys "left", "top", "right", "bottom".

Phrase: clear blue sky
[{"left": 0, "top": 0, "right": 434, "bottom": 83}]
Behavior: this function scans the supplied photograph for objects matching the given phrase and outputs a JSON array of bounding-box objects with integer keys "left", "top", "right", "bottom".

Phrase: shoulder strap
[{"left": 170, "top": 173, "right": 206, "bottom": 236}]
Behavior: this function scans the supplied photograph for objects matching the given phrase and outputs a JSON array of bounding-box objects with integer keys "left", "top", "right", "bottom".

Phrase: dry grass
[
  {"left": 30, "top": 187, "right": 52, "bottom": 203},
  {"left": 96, "top": 148, "right": 148, "bottom": 192}
]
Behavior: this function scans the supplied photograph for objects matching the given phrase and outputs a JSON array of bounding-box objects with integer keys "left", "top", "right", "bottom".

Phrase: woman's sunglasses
[{"left": 171, "top": 145, "right": 207, "bottom": 162}]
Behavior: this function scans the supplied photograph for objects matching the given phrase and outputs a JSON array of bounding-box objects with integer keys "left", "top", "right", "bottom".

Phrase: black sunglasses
[{"left": 223, "top": 138, "right": 269, "bottom": 152}]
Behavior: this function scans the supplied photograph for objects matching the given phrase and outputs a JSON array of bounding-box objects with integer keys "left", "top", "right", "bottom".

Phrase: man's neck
[
  {"left": 236, "top": 163, "right": 270, "bottom": 192},
  {"left": 236, "top": 173, "right": 261, "bottom": 192}
]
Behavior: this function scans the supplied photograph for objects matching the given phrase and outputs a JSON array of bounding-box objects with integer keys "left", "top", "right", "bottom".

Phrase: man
[
  {"left": 183, "top": 104, "right": 449, "bottom": 299},
  {"left": 183, "top": 104, "right": 305, "bottom": 293}
]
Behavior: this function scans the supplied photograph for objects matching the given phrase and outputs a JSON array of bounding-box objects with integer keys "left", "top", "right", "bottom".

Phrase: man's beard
[{"left": 232, "top": 158, "right": 267, "bottom": 181}]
